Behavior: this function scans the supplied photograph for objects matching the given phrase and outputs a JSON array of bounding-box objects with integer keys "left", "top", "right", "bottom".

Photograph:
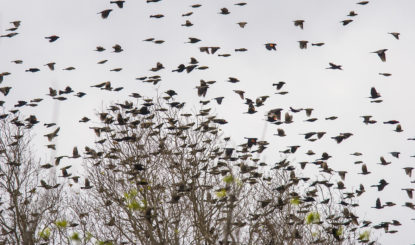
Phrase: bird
[
  {"left": 95, "top": 46, "right": 105, "bottom": 52},
  {"left": 341, "top": 19, "right": 353, "bottom": 26},
  {"left": 0, "top": 87, "right": 12, "bottom": 96},
  {"left": 45, "top": 35, "right": 59, "bottom": 42},
  {"left": 81, "top": 178, "right": 93, "bottom": 189},
  {"left": 98, "top": 9, "right": 113, "bottom": 19},
  {"left": 347, "top": 11, "right": 358, "bottom": 17},
  {"left": 182, "top": 20, "right": 193, "bottom": 27},
  {"left": 394, "top": 124, "right": 403, "bottom": 132},
  {"left": 402, "top": 188, "right": 414, "bottom": 199},
  {"left": 389, "top": 152, "right": 400, "bottom": 158},
  {"left": 44, "top": 127, "right": 60, "bottom": 141},
  {"left": 219, "top": 8, "right": 230, "bottom": 15},
  {"left": 326, "top": 63, "right": 342, "bottom": 70},
  {"left": 379, "top": 73, "right": 391, "bottom": 77},
  {"left": 265, "top": 43, "right": 277, "bottom": 51},
  {"left": 26, "top": 68, "right": 40, "bottom": 73},
  {"left": 72, "top": 147, "right": 80, "bottom": 158},
  {"left": 372, "top": 49, "right": 387, "bottom": 62},
  {"left": 298, "top": 40, "right": 308, "bottom": 49},
  {"left": 359, "top": 164, "right": 371, "bottom": 175},
  {"left": 150, "top": 14, "right": 164, "bottom": 18},
  {"left": 378, "top": 156, "right": 391, "bottom": 166},
  {"left": 182, "top": 12, "right": 193, "bottom": 17},
  {"left": 237, "top": 22, "right": 247, "bottom": 28},
  {"left": 228, "top": 77, "right": 240, "bottom": 83},
  {"left": 187, "top": 37, "right": 201, "bottom": 43},
  {"left": 45, "top": 62, "right": 56, "bottom": 71},
  {"left": 369, "top": 87, "right": 381, "bottom": 99},
  {"left": 110, "top": 0, "right": 125, "bottom": 8},
  {"left": 293, "top": 20, "right": 304, "bottom": 29},
  {"left": 371, "top": 179, "right": 389, "bottom": 191},
  {"left": 389, "top": 32, "right": 400, "bottom": 40},
  {"left": 112, "top": 44, "right": 123, "bottom": 53},
  {"left": 372, "top": 198, "right": 383, "bottom": 209},
  {"left": 311, "top": 42, "right": 325, "bottom": 46},
  {"left": 273, "top": 81, "right": 285, "bottom": 90},
  {"left": 403, "top": 167, "right": 414, "bottom": 177},
  {"left": 213, "top": 97, "right": 224, "bottom": 104}
]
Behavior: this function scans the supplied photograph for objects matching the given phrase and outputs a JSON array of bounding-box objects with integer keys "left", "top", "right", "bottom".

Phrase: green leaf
[
  {"left": 305, "top": 212, "right": 320, "bottom": 224},
  {"left": 336, "top": 226, "right": 343, "bottom": 237},
  {"left": 359, "top": 230, "right": 370, "bottom": 241},
  {"left": 290, "top": 197, "right": 301, "bottom": 205},
  {"left": 97, "top": 241, "right": 113, "bottom": 245},
  {"left": 85, "top": 232, "right": 93, "bottom": 242},
  {"left": 70, "top": 232, "right": 81, "bottom": 241},
  {"left": 128, "top": 200, "right": 141, "bottom": 211},
  {"left": 38, "top": 228, "right": 51, "bottom": 241},
  {"left": 55, "top": 220, "right": 68, "bottom": 229},
  {"left": 215, "top": 189, "right": 227, "bottom": 198},
  {"left": 223, "top": 175, "right": 234, "bottom": 184}
]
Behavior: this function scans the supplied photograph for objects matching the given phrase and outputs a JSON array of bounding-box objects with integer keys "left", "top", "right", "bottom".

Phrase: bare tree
[
  {"left": 63, "top": 96, "right": 374, "bottom": 245},
  {"left": 0, "top": 114, "right": 63, "bottom": 245}
]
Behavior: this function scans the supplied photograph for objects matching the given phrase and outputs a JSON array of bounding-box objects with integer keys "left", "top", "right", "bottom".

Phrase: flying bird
[
  {"left": 45, "top": 35, "right": 59, "bottom": 42},
  {"left": 372, "top": 49, "right": 387, "bottom": 62},
  {"left": 389, "top": 32, "right": 400, "bottom": 40},
  {"left": 98, "top": 9, "right": 113, "bottom": 19},
  {"left": 293, "top": 20, "right": 304, "bottom": 29},
  {"left": 110, "top": 0, "right": 125, "bottom": 8},
  {"left": 326, "top": 63, "right": 342, "bottom": 70},
  {"left": 265, "top": 43, "right": 277, "bottom": 51}
]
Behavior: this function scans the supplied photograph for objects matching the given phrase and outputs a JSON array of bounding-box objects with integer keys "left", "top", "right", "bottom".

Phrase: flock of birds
[{"left": 0, "top": 0, "right": 414, "bottom": 243}]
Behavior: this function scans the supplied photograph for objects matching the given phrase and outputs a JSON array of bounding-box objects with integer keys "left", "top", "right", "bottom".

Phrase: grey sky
[{"left": 1, "top": 0, "right": 415, "bottom": 243}]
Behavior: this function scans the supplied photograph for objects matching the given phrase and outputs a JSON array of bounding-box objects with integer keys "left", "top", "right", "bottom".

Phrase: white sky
[{"left": 1, "top": 0, "right": 415, "bottom": 243}]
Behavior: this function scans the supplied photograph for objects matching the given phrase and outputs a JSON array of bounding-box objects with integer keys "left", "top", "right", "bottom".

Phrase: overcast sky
[{"left": 1, "top": 0, "right": 415, "bottom": 243}]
